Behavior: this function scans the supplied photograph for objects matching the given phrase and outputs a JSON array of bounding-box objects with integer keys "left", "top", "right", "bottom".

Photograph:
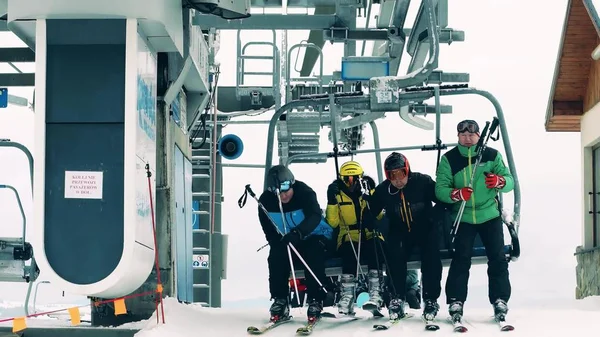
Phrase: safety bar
[
  {"left": 263, "top": 88, "right": 520, "bottom": 228},
  {"left": 0, "top": 185, "right": 27, "bottom": 250},
  {"left": 286, "top": 42, "right": 324, "bottom": 104}
]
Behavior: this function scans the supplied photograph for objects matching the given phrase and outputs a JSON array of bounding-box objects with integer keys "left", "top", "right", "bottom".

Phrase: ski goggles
[
  {"left": 279, "top": 180, "right": 292, "bottom": 192},
  {"left": 341, "top": 175, "right": 361, "bottom": 186},
  {"left": 457, "top": 120, "right": 480, "bottom": 134},
  {"left": 385, "top": 167, "right": 407, "bottom": 181}
]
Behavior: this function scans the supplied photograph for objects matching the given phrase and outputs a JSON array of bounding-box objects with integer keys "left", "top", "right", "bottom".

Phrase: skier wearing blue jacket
[{"left": 258, "top": 165, "right": 334, "bottom": 323}]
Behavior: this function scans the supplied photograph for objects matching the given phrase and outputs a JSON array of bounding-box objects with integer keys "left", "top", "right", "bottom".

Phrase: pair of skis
[
  {"left": 247, "top": 312, "right": 356, "bottom": 336},
  {"left": 448, "top": 315, "right": 515, "bottom": 333},
  {"left": 372, "top": 313, "right": 440, "bottom": 331},
  {"left": 247, "top": 313, "right": 514, "bottom": 335}
]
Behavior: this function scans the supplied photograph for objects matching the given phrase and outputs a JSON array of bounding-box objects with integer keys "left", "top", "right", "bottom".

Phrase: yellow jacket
[{"left": 325, "top": 188, "right": 384, "bottom": 249}]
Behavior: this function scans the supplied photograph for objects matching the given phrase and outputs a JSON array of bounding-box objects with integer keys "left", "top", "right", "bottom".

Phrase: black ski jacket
[{"left": 367, "top": 172, "right": 440, "bottom": 236}]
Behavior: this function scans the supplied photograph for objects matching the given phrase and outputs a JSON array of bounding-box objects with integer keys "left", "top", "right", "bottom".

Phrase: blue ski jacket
[{"left": 258, "top": 180, "right": 333, "bottom": 243}]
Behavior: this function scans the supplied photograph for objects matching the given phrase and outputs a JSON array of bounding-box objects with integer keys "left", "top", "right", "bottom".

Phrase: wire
[{"left": 190, "top": 65, "right": 220, "bottom": 149}]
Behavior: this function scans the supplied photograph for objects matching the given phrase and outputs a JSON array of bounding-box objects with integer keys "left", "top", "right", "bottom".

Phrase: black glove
[
  {"left": 327, "top": 182, "right": 340, "bottom": 205},
  {"left": 281, "top": 228, "right": 303, "bottom": 246},
  {"left": 362, "top": 209, "right": 378, "bottom": 231}
]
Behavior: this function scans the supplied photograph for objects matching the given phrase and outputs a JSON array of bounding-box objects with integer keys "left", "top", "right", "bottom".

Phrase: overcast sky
[{"left": 0, "top": 0, "right": 583, "bottom": 310}]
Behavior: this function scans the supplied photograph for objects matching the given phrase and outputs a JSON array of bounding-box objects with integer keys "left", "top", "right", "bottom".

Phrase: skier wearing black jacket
[
  {"left": 258, "top": 165, "right": 334, "bottom": 323},
  {"left": 365, "top": 152, "right": 443, "bottom": 322}
]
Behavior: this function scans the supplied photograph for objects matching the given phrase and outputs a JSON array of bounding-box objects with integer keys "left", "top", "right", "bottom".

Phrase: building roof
[{"left": 545, "top": 0, "right": 600, "bottom": 132}]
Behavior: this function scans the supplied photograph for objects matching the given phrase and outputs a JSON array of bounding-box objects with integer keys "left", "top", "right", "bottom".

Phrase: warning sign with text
[{"left": 64, "top": 171, "right": 103, "bottom": 199}]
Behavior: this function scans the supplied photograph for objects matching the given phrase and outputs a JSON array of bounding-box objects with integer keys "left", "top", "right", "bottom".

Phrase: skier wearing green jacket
[{"left": 435, "top": 119, "right": 514, "bottom": 321}]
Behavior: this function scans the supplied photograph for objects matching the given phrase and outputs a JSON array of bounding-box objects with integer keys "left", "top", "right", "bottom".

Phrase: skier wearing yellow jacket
[
  {"left": 435, "top": 119, "right": 514, "bottom": 321},
  {"left": 325, "top": 161, "right": 385, "bottom": 316}
]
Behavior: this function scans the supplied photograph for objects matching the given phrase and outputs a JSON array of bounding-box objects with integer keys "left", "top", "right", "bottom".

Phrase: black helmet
[
  {"left": 384, "top": 152, "right": 410, "bottom": 180},
  {"left": 266, "top": 165, "right": 295, "bottom": 193}
]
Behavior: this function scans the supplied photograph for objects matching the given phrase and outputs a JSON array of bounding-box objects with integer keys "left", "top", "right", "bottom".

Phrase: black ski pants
[
  {"left": 384, "top": 224, "right": 442, "bottom": 302},
  {"left": 268, "top": 235, "right": 327, "bottom": 302},
  {"left": 445, "top": 216, "right": 511, "bottom": 305},
  {"left": 337, "top": 237, "right": 385, "bottom": 275}
]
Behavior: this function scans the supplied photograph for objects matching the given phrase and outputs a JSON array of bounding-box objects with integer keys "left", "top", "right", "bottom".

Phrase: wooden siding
[
  {"left": 547, "top": 0, "right": 598, "bottom": 132},
  {"left": 554, "top": 0, "right": 598, "bottom": 104},
  {"left": 585, "top": 36, "right": 600, "bottom": 111}
]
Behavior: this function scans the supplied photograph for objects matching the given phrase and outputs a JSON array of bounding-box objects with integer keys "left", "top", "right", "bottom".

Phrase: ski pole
[
  {"left": 243, "top": 184, "right": 328, "bottom": 293},
  {"left": 275, "top": 188, "right": 302, "bottom": 307},
  {"left": 256, "top": 242, "right": 269, "bottom": 252}
]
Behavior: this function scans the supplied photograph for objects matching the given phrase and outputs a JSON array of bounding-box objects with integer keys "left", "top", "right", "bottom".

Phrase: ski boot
[
  {"left": 269, "top": 297, "right": 290, "bottom": 323},
  {"left": 449, "top": 300, "right": 463, "bottom": 319},
  {"left": 336, "top": 274, "right": 356, "bottom": 315},
  {"left": 387, "top": 297, "right": 406, "bottom": 321},
  {"left": 422, "top": 299, "right": 440, "bottom": 321},
  {"left": 448, "top": 301, "right": 467, "bottom": 332},
  {"left": 492, "top": 299, "right": 514, "bottom": 331},
  {"left": 362, "top": 269, "right": 384, "bottom": 316},
  {"left": 306, "top": 298, "right": 323, "bottom": 324},
  {"left": 493, "top": 299, "right": 509, "bottom": 321}
]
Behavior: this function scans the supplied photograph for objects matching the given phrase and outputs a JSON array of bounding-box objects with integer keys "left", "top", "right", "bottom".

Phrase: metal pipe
[
  {"left": 0, "top": 141, "right": 34, "bottom": 194},
  {"left": 0, "top": 185, "right": 26, "bottom": 250},
  {"left": 434, "top": 86, "right": 441, "bottom": 143},
  {"left": 206, "top": 120, "right": 272, "bottom": 125},
  {"left": 360, "top": 0, "right": 374, "bottom": 56},
  {"left": 220, "top": 163, "right": 265, "bottom": 169},
  {"left": 286, "top": 143, "right": 459, "bottom": 167},
  {"left": 286, "top": 43, "right": 324, "bottom": 103},
  {"left": 329, "top": 94, "right": 339, "bottom": 148},
  {"left": 368, "top": 121, "right": 384, "bottom": 183}
]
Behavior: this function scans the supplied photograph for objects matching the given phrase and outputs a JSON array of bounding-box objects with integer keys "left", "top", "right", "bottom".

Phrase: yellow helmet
[{"left": 340, "top": 161, "right": 364, "bottom": 177}]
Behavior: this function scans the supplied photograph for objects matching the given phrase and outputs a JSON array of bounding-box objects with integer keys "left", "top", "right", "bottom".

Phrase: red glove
[
  {"left": 485, "top": 172, "right": 506, "bottom": 189},
  {"left": 450, "top": 187, "right": 473, "bottom": 202}
]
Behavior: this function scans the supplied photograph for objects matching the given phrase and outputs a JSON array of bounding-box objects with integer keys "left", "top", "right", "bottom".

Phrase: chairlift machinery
[{"left": 201, "top": 0, "right": 521, "bottom": 280}]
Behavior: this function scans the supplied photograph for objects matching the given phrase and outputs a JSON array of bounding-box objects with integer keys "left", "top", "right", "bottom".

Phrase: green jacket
[{"left": 435, "top": 144, "right": 514, "bottom": 224}]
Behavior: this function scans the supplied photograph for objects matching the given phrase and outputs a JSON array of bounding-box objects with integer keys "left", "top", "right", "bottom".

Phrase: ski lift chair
[
  {"left": 0, "top": 184, "right": 40, "bottom": 316},
  {"left": 0, "top": 140, "right": 39, "bottom": 316}
]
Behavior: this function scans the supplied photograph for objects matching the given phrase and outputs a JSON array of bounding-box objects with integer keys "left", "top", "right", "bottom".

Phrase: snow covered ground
[{"left": 128, "top": 296, "right": 600, "bottom": 337}]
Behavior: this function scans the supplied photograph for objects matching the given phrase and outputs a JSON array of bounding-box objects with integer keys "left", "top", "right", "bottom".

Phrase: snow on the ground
[{"left": 133, "top": 296, "right": 600, "bottom": 337}]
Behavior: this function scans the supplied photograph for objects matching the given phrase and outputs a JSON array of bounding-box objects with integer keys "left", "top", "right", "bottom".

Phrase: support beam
[
  {"left": 426, "top": 70, "right": 470, "bottom": 84},
  {"left": 300, "top": 5, "right": 335, "bottom": 77},
  {"left": 0, "top": 73, "right": 35, "bottom": 87},
  {"left": 324, "top": 27, "right": 463, "bottom": 43},
  {"left": 324, "top": 28, "right": 390, "bottom": 41},
  {"left": 249, "top": 0, "right": 364, "bottom": 8},
  {"left": 8, "top": 94, "right": 29, "bottom": 107},
  {"left": 193, "top": 13, "right": 343, "bottom": 30},
  {"left": 0, "top": 47, "right": 35, "bottom": 63}
]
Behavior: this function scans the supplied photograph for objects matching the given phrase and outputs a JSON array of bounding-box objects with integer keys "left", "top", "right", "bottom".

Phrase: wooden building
[{"left": 545, "top": 0, "right": 600, "bottom": 299}]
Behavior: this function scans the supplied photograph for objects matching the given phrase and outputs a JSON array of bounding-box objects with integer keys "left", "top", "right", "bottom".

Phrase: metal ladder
[
  {"left": 191, "top": 123, "right": 214, "bottom": 307},
  {"left": 236, "top": 29, "right": 281, "bottom": 109}
]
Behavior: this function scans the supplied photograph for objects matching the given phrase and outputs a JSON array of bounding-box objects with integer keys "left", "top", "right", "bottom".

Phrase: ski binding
[
  {"left": 373, "top": 313, "right": 414, "bottom": 330},
  {"left": 247, "top": 315, "right": 292, "bottom": 335}
]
